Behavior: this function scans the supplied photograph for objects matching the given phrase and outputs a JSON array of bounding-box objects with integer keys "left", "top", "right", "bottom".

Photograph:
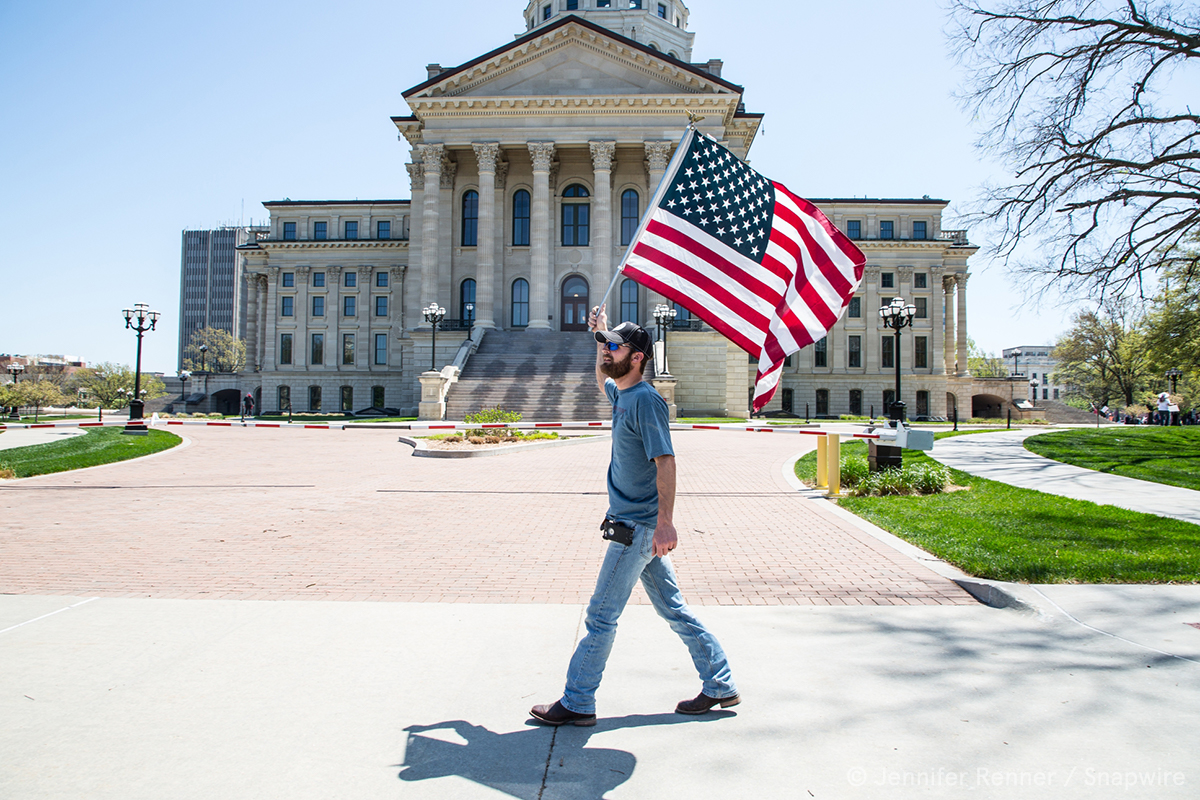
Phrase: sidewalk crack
[{"left": 537, "top": 727, "right": 558, "bottom": 800}]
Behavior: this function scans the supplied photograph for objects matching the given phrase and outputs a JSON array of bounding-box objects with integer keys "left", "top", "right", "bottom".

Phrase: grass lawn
[
  {"left": 0, "top": 427, "right": 182, "bottom": 479},
  {"left": 1024, "top": 427, "right": 1200, "bottom": 492},
  {"left": 795, "top": 433, "right": 1200, "bottom": 583},
  {"left": 6, "top": 414, "right": 96, "bottom": 424}
]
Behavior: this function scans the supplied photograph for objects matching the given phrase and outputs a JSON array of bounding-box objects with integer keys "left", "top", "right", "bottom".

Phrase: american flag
[{"left": 620, "top": 128, "right": 866, "bottom": 412}]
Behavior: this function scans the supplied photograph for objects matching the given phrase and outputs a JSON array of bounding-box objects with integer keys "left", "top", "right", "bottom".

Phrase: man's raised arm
[{"left": 589, "top": 303, "right": 608, "bottom": 394}]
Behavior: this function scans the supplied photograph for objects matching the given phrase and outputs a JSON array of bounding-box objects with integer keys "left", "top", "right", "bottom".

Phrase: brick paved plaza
[{"left": 0, "top": 427, "right": 972, "bottom": 605}]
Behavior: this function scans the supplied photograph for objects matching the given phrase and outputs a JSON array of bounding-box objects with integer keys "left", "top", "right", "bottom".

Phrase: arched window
[
  {"left": 561, "top": 184, "right": 590, "bottom": 246},
  {"left": 461, "top": 190, "right": 479, "bottom": 246},
  {"left": 673, "top": 302, "right": 690, "bottom": 328},
  {"left": 621, "top": 189, "right": 639, "bottom": 246},
  {"left": 512, "top": 190, "right": 531, "bottom": 246},
  {"left": 512, "top": 278, "right": 530, "bottom": 327},
  {"left": 460, "top": 278, "right": 476, "bottom": 324},
  {"left": 620, "top": 279, "right": 639, "bottom": 324}
]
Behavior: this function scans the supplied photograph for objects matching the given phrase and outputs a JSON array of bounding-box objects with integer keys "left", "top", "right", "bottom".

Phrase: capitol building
[{"left": 220, "top": 0, "right": 983, "bottom": 421}]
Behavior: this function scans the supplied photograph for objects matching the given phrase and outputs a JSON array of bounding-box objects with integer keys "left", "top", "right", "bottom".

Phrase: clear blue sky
[{"left": 0, "top": 0, "right": 1074, "bottom": 373}]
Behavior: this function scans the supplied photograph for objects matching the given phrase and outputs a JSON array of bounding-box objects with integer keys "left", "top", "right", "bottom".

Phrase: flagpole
[{"left": 592, "top": 120, "right": 701, "bottom": 323}]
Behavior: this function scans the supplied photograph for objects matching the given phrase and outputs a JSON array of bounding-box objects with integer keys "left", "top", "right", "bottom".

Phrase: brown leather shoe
[
  {"left": 675, "top": 691, "right": 741, "bottom": 715},
  {"left": 529, "top": 700, "right": 597, "bottom": 727}
]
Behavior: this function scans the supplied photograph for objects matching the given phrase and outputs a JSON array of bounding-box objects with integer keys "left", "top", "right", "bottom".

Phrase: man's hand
[
  {"left": 589, "top": 303, "right": 608, "bottom": 333},
  {"left": 652, "top": 519, "right": 678, "bottom": 558}
]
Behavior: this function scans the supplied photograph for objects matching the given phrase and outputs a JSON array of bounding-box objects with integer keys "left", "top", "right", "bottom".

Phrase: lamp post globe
[
  {"left": 652, "top": 303, "right": 677, "bottom": 376},
  {"left": 422, "top": 302, "right": 446, "bottom": 372},
  {"left": 1030, "top": 379, "right": 1039, "bottom": 406},
  {"left": 878, "top": 297, "right": 916, "bottom": 424},
  {"left": 5, "top": 363, "right": 23, "bottom": 420}
]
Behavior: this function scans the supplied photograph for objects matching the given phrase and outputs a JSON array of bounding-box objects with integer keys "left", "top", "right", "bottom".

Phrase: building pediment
[{"left": 403, "top": 15, "right": 740, "bottom": 105}]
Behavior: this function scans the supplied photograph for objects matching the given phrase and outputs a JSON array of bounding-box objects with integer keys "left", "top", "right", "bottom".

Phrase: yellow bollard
[
  {"left": 815, "top": 435, "right": 828, "bottom": 488},
  {"left": 826, "top": 433, "right": 841, "bottom": 496}
]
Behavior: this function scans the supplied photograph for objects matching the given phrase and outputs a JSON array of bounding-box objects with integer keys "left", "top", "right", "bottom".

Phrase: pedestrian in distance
[
  {"left": 242, "top": 392, "right": 255, "bottom": 422},
  {"left": 529, "top": 303, "right": 739, "bottom": 727}
]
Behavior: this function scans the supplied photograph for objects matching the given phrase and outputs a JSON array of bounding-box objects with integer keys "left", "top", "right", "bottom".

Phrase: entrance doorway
[{"left": 561, "top": 275, "right": 589, "bottom": 331}]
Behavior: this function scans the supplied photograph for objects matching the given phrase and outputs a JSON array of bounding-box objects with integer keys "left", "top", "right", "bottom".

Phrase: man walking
[{"left": 529, "top": 304, "right": 739, "bottom": 727}]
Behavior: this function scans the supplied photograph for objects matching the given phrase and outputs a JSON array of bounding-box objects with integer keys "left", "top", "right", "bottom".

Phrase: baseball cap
[{"left": 594, "top": 321, "right": 654, "bottom": 358}]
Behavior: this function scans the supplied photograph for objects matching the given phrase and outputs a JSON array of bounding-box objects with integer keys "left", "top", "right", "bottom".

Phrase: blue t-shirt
[{"left": 604, "top": 378, "right": 675, "bottom": 527}]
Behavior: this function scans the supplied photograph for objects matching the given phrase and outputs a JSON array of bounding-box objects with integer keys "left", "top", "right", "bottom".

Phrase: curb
[{"left": 398, "top": 433, "right": 610, "bottom": 459}]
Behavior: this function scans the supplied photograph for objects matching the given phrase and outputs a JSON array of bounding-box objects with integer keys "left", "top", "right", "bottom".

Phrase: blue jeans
[{"left": 561, "top": 521, "right": 737, "bottom": 714}]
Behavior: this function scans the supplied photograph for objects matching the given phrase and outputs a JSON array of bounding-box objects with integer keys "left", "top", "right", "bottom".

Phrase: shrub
[
  {"left": 839, "top": 456, "right": 870, "bottom": 488},
  {"left": 848, "top": 462, "right": 950, "bottom": 497},
  {"left": 0, "top": 468, "right": 15, "bottom": 480},
  {"left": 464, "top": 406, "right": 522, "bottom": 438}
]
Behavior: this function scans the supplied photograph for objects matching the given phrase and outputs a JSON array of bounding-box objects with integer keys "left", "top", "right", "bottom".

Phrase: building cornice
[{"left": 242, "top": 240, "right": 410, "bottom": 252}]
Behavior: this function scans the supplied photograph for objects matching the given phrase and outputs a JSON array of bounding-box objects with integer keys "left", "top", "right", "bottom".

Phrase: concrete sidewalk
[
  {"left": 0, "top": 426, "right": 85, "bottom": 451},
  {"left": 1, "top": 593, "right": 1197, "bottom": 799},
  {"left": 927, "top": 430, "right": 1200, "bottom": 526}
]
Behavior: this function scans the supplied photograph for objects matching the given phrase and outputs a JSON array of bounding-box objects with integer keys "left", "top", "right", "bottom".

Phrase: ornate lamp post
[
  {"left": 464, "top": 302, "right": 475, "bottom": 333},
  {"left": 1010, "top": 349, "right": 1022, "bottom": 376},
  {"left": 878, "top": 297, "right": 917, "bottom": 423},
  {"left": 6, "top": 362, "right": 23, "bottom": 420},
  {"left": 121, "top": 303, "right": 159, "bottom": 434},
  {"left": 1167, "top": 367, "right": 1182, "bottom": 394},
  {"left": 178, "top": 370, "right": 190, "bottom": 411},
  {"left": 1030, "top": 379, "right": 1039, "bottom": 407},
  {"left": 652, "top": 303, "right": 677, "bottom": 376},
  {"left": 198, "top": 344, "right": 209, "bottom": 372},
  {"left": 423, "top": 302, "right": 446, "bottom": 372}
]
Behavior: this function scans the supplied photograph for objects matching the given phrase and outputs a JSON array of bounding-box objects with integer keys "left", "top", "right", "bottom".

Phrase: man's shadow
[{"left": 396, "top": 712, "right": 735, "bottom": 799}]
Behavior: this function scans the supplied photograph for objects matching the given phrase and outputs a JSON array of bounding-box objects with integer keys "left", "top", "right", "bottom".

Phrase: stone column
[
  {"left": 405, "top": 161, "right": 425, "bottom": 330},
  {"left": 590, "top": 141, "right": 616, "bottom": 303},
  {"left": 389, "top": 266, "right": 405, "bottom": 370},
  {"left": 493, "top": 160, "right": 509, "bottom": 326},
  {"left": 417, "top": 143, "right": 444, "bottom": 315},
  {"left": 295, "top": 267, "right": 310, "bottom": 369},
  {"left": 643, "top": 141, "right": 673, "bottom": 328},
  {"left": 943, "top": 276, "right": 957, "bottom": 375},
  {"left": 264, "top": 268, "right": 279, "bottom": 371},
  {"left": 472, "top": 143, "right": 500, "bottom": 329},
  {"left": 956, "top": 273, "right": 970, "bottom": 376},
  {"left": 244, "top": 275, "right": 259, "bottom": 372},
  {"left": 357, "top": 266, "right": 370, "bottom": 370},
  {"left": 527, "top": 142, "right": 555, "bottom": 330},
  {"left": 864, "top": 267, "right": 880, "bottom": 373},
  {"left": 930, "top": 267, "right": 945, "bottom": 375}
]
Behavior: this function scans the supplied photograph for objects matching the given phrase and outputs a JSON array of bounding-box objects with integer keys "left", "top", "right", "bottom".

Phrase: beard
[{"left": 600, "top": 352, "right": 635, "bottom": 379}]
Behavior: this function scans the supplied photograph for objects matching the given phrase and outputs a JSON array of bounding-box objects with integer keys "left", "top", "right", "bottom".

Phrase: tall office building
[{"left": 178, "top": 227, "right": 266, "bottom": 369}]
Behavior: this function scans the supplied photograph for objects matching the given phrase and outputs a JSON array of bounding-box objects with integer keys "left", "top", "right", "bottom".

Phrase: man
[
  {"left": 529, "top": 304, "right": 739, "bottom": 727},
  {"left": 242, "top": 392, "right": 255, "bottom": 422}
]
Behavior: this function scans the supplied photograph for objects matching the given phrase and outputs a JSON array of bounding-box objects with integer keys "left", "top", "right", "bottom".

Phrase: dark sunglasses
[{"left": 603, "top": 341, "right": 625, "bottom": 351}]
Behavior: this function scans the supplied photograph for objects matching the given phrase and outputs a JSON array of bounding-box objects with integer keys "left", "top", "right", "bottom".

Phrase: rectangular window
[
  {"left": 376, "top": 271, "right": 388, "bottom": 288},
  {"left": 915, "top": 336, "right": 928, "bottom": 369},
  {"left": 375, "top": 296, "right": 388, "bottom": 317},
  {"left": 279, "top": 334, "right": 293, "bottom": 365},
  {"left": 814, "top": 336, "right": 828, "bottom": 368},
  {"left": 283, "top": 222, "right": 296, "bottom": 240},
  {"left": 309, "top": 385, "right": 321, "bottom": 412},
  {"left": 345, "top": 220, "right": 358, "bottom": 240},
  {"left": 313, "top": 221, "right": 327, "bottom": 240},
  {"left": 543, "top": 4, "right": 551, "bottom": 19},
  {"left": 880, "top": 220, "right": 894, "bottom": 239},
  {"left": 881, "top": 336, "right": 895, "bottom": 368},
  {"left": 341, "top": 386, "right": 353, "bottom": 412},
  {"left": 630, "top": 0, "right": 642, "bottom": 8},
  {"left": 377, "top": 220, "right": 390, "bottom": 240},
  {"left": 1054, "top": 388, "right": 1060, "bottom": 400},
  {"left": 915, "top": 297, "right": 927, "bottom": 318},
  {"left": 881, "top": 272, "right": 895, "bottom": 289},
  {"left": 1043, "top": 388, "right": 1049, "bottom": 400},
  {"left": 848, "top": 335, "right": 862, "bottom": 368},
  {"left": 1032, "top": 372, "right": 1038, "bottom": 380},
  {"left": 848, "top": 296, "right": 861, "bottom": 318},
  {"left": 311, "top": 333, "right": 324, "bottom": 365},
  {"left": 281, "top": 296, "right": 294, "bottom": 317},
  {"left": 278, "top": 385, "right": 290, "bottom": 412},
  {"left": 917, "top": 390, "right": 930, "bottom": 417},
  {"left": 847, "top": 220, "right": 861, "bottom": 240},
  {"left": 375, "top": 333, "right": 388, "bottom": 365},
  {"left": 282, "top": 272, "right": 294, "bottom": 288},
  {"left": 914, "top": 273, "right": 927, "bottom": 289},
  {"left": 344, "top": 296, "right": 356, "bottom": 317},
  {"left": 1043, "top": 373, "right": 1049, "bottom": 385},
  {"left": 598, "top": 0, "right": 611, "bottom": 6},
  {"left": 513, "top": 190, "right": 531, "bottom": 246},
  {"left": 562, "top": 204, "right": 590, "bottom": 246},
  {"left": 884, "top": 389, "right": 895, "bottom": 410},
  {"left": 782, "top": 388, "right": 794, "bottom": 414},
  {"left": 312, "top": 296, "right": 324, "bottom": 317},
  {"left": 312, "top": 272, "right": 325, "bottom": 288},
  {"left": 567, "top": 0, "right": 578, "bottom": 8},
  {"left": 372, "top": 386, "right": 385, "bottom": 409},
  {"left": 658, "top": 3, "right": 667, "bottom": 17},
  {"left": 912, "top": 221, "right": 927, "bottom": 240},
  {"left": 849, "top": 389, "right": 863, "bottom": 416},
  {"left": 816, "top": 388, "right": 829, "bottom": 416},
  {"left": 342, "top": 334, "right": 354, "bottom": 365}
]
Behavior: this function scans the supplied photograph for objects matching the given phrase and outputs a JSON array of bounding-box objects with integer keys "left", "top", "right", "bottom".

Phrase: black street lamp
[
  {"left": 879, "top": 297, "right": 917, "bottom": 423},
  {"left": 178, "top": 370, "right": 190, "bottom": 411},
  {"left": 6, "top": 362, "right": 23, "bottom": 420},
  {"left": 464, "top": 302, "right": 475, "bottom": 333},
  {"left": 1010, "top": 348, "right": 1022, "bottom": 377},
  {"left": 1167, "top": 367, "right": 1182, "bottom": 394},
  {"left": 423, "top": 302, "right": 446, "bottom": 372},
  {"left": 122, "top": 303, "right": 159, "bottom": 434},
  {"left": 199, "top": 344, "right": 209, "bottom": 372},
  {"left": 1030, "top": 379, "right": 1039, "bottom": 407},
  {"left": 652, "top": 303, "right": 677, "bottom": 376}
]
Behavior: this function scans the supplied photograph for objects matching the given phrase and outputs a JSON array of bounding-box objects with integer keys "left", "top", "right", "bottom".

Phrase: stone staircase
[
  {"left": 444, "top": 329, "right": 612, "bottom": 421},
  {"left": 1037, "top": 399, "right": 1106, "bottom": 424}
]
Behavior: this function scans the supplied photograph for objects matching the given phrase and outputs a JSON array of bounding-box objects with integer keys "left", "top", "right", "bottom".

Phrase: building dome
[{"left": 523, "top": 0, "right": 695, "bottom": 62}]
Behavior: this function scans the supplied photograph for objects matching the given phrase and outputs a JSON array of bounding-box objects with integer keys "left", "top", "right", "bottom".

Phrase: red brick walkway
[{"left": 0, "top": 427, "right": 972, "bottom": 605}]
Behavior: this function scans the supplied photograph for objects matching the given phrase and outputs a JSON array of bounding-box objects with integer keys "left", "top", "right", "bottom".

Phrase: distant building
[
  {"left": 1002, "top": 345, "right": 1065, "bottom": 403},
  {"left": 178, "top": 227, "right": 267, "bottom": 370}
]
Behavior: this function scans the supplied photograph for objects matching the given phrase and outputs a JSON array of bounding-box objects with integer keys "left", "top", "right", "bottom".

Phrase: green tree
[
  {"left": 967, "top": 337, "right": 1007, "bottom": 377},
  {"left": 182, "top": 327, "right": 246, "bottom": 373},
  {"left": 1053, "top": 300, "right": 1149, "bottom": 408},
  {"left": 15, "top": 380, "right": 67, "bottom": 422},
  {"left": 1141, "top": 259, "right": 1200, "bottom": 408},
  {"left": 72, "top": 363, "right": 166, "bottom": 410}
]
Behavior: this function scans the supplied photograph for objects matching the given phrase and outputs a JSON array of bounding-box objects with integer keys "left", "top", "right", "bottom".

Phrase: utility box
[{"left": 896, "top": 427, "right": 935, "bottom": 451}]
